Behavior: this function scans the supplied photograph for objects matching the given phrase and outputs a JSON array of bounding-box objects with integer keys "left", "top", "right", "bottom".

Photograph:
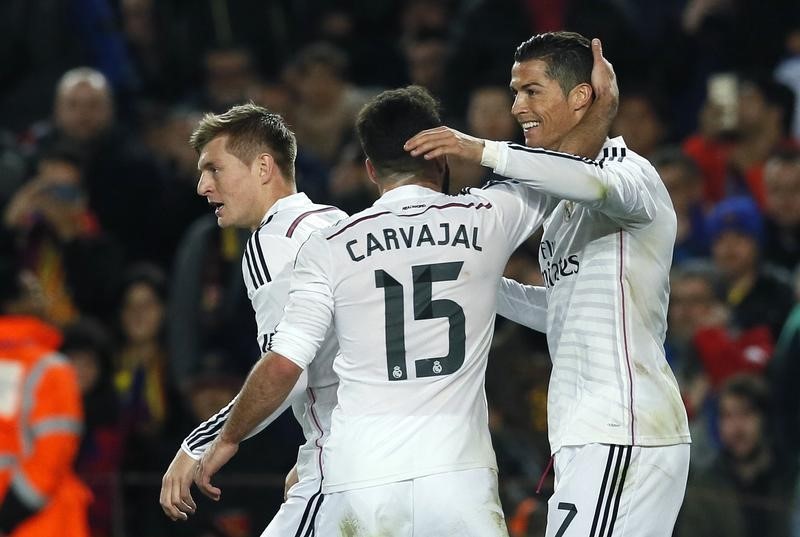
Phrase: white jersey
[
  {"left": 181, "top": 193, "right": 346, "bottom": 485},
  {"left": 483, "top": 137, "right": 691, "bottom": 453},
  {"left": 271, "top": 183, "right": 553, "bottom": 493}
]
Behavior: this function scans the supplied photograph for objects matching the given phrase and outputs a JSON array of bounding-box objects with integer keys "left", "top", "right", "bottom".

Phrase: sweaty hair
[
  {"left": 190, "top": 102, "right": 297, "bottom": 182},
  {"left": 514, "top": 31, "right": 592, "bottom": 96},
  {"left": 356, "top": 85, "right": 442, "bottom": 178}
]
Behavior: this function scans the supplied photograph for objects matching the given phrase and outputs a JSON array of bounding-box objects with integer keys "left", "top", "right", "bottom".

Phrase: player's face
[
  {"left": 196, "top": 135, "right": 263, "bottom": 229},
  {"left": 510, "top": 60, "right": 581, "bottom": 150}
]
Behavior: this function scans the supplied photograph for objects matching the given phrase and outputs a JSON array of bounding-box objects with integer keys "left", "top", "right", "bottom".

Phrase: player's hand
[
  {"left": 284, "top": 463, "right": 299, "bottom": 500},
  {"left": 194, "top": 437, "right": 238, "bottom": 501},
  {"left": 589, "top": 38, "right": 618, "bottom": 120},
  {"left": 159, "top": 449, "right": 199, "bottom": 521},
  {"left": 404, "top": 126, "right": 485, "bottom": 164}
]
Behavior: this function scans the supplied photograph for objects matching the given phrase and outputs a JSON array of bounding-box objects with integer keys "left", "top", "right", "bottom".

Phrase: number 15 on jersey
[{"left": 374, "top": 261, "right": 466, "bottom": 381}]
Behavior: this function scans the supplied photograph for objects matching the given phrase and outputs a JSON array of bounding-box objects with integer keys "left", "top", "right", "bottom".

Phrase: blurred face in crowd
[
  {"left": 737, "top": 82, "right": 771, "bottom": 134},
  {"left": 55, "top": 77, "right": 113, "bottom": 142},
  {"left": 510, "top": 60, "right": 591, "bottom": 150},
  {"left": 406, "top": 39, "right": 446, "bottom": 92},
  {"left": 668, "top": 276, "right": 718, "bottom": 340},
  {"left": 712, "top": 231, "right": 759, "bottom": 280},
  {"left": 196, "top": 135, "right": 268, "bottom": 229},
  {"left": 719, "top": 393, "right": 763, "bottom": 460},
  {"left": 764, "top": 158, "right": 800, "bottom": 228},
  {"left": 297, "top": 63, "right": 343, "bottom": 109},
  {"left": 611, "top": 95, "right": 665, "bottom": 157},
  {"left": 468, "top": 87, "right": 517, "bottom": 141},
  {"left": 657, "top": 162, "right": 702, "bottom": 215},
  {"left": 206, "top": 50, "right": 255, "bottom": 108},
  {"left": 121, "top": 282, "right": 164, "bottom": 344}
]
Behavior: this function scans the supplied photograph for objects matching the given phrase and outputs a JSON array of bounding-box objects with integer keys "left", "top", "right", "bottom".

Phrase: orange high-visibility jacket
[{"left": 0, "top": 316, "right": 91, "bottom": 537}]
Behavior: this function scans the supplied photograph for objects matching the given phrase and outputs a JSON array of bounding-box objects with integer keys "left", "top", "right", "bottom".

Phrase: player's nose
[{"left": 196, "top": 173, "right": 211, "bottom": 196}]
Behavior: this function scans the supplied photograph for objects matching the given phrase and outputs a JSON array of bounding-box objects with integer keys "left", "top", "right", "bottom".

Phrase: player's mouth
[
  {"left": 521, "top": 120, "right": 540, "bottom": 131},
  {"left": 209, "top": 201, "right": 224, "bottom": 216}
]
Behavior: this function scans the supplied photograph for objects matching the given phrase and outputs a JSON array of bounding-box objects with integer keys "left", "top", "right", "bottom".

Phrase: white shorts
[
  {"left": 546, "top": 443, "right": 690, "bottom": 537},
  {"left": 260, "top": 474, "right": 323, "bottom": 537},
  {"left": 314, "top": 467, "right": 508, "bottom": 536}
]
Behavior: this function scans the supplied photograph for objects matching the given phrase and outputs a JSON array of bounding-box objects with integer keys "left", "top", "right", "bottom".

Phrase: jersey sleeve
[
  {"left": 270, "top": 232, "right": 335, "bottom": 369},
  {"left": 180, "top": 368, "right": 308, "bottom": 459},
  {"left": 496, "top": 278, "right": 547, "bottom": 333},
  {"left": 484, "top": 141, "right": 657, "bottom": 228}
]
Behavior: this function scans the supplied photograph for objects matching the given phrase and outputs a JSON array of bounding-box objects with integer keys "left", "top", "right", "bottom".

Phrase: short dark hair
[
  {"left": 651, "top": 146, "right": 701, "bottom": 181},
  {"left": 720, "top": 374, "right": 769, "bottom": 417},
  {"left": 190, "top": 103, "right": 297, "bottom": 182},
  {"left": 514, "top": 31, "right": 592, "bottom": 96},
  {"left": 356, "top": 85, "right": 442, "bottom": 177}
]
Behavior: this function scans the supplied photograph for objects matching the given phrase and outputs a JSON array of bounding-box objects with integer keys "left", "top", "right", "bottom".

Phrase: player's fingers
[
  {"left": 404, "top": 126, "right": 451, "bottom": 150},
  {"left": 180, "top": 482, "right": 197, "bottom": 513},
  {"left": 409, "top": 135, "right": 458, "bottom": 157},
  {"left": 169, "top": 479, "right": 190, "bottom": 520},
  {"left": 196, "top": 471, "right": 222, "bottom": 501},
  {"left": 591, "top": 38, "right": 603, "bottom": 60}
]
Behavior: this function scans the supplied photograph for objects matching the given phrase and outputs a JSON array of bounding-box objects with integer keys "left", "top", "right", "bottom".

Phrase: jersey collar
[
  {"left": 259, "top": 192, "right": 312, "bottom": 226},
  {"left": 374, "top": 184, "right": 442, "bottom": 206}
]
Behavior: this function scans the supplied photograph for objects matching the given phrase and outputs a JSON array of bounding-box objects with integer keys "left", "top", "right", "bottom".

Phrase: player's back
[{"left": 312, "top": 183, "right": 545, "bottom": 492}]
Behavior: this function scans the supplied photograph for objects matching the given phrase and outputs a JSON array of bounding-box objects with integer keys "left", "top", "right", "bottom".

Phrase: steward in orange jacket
[{"left": 0, "top": 231, "right": 91, "bottom": 537}]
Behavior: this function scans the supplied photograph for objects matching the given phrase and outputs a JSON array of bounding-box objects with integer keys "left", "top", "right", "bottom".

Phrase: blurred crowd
[{"left": 1, "top": 0, "right": 800, "bottom": 536}]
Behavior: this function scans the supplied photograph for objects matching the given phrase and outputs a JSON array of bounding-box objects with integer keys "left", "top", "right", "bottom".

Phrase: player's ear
[
  {"left": 569, "top": 82, "right": 593, "bottom": 112},
  {"left": 255, "top": 152, "right": 274, "bottom": 184},
  {"left": 365, "top": 158, "right": 379, "bottom": 186}
]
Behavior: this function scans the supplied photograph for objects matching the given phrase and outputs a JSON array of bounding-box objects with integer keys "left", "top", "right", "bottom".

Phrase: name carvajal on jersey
[
  {"left": 346, "top": 223, "right": 482, "bottom": 262},
  {"left": 539, "top": 238, "right": 580, "bottom": 288}
]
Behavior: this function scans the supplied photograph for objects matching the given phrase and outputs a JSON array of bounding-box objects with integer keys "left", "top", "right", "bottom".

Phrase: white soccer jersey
[
  {"left": 181, "top": 193, "right": 346, "bottom": 487},
  {"left": 270, "top": 183, "right": 554, "bottom": 493},
  {"left": 483, "top": 137, "right": 691, "bottom": 453}
]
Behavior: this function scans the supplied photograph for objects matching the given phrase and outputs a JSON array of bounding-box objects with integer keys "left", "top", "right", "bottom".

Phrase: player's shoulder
[
  {"left": 321, "top": 204, "right": 386, "bottom": 242},
  {"left": 256, "top": 202, "right": 346, "bottom": 242},
  {"left": 600, "top": 138, "right": 656, "bottom": 173}
]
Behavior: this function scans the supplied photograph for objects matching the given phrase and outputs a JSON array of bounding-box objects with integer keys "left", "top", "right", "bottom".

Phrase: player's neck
[
  {"left": 379, "top": 174, "right": 442, "bottom": 196},
  {"left": 251, "top": 182, "right": 298, "bottom": 230}
]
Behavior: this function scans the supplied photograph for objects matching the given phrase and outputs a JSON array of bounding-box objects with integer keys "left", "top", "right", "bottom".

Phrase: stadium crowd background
[{"left": 1, "top": 0, "right": 800, "bottom": 536}]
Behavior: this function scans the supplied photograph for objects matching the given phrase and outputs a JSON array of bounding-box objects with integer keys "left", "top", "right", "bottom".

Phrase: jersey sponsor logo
[
  {"left": 539, "top": 239, "right": 580, "bottom": 288},
  {"left": 345, "top": 223, "right": 483, "bottom": 262}
]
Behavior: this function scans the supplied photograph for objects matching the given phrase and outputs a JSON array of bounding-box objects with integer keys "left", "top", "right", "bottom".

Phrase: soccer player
[
  {"left": 194, "top": 68, "right": 616, "bottom": 533},
  {"left": 405, "top": 32, "right": 691, "bottom": 537},
  {"left": 158, "top": 103, "right": 346, "bottom": 536},
  {"left": 157, "top": 103, "right": 550, "bottom": 534}
]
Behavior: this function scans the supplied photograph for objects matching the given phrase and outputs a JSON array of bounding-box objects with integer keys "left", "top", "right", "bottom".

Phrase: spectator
[
  {"left": 167, "top": 215, "right": 257, "bottom": 391},
  {"left": 775, "top": 26, "right": 800, "bottom": 140},
  {"left": 769, "top": 266, "right": 800, "bottom": 455},
  {"left": 288, "top": 42, "right": 372, "bottom": 166},
  {"left": 611, "top": 84, "right": 671, "bottom": 158},
  {"left": 678, "top": 375, "right": 796, "bottom": 537},
  {"left": 21, "top": 67, "right": 168, "bottom": 267},
  {"left": 684, "top": 75, "right": 796, "bottom": 208},
  {"left": 61, "top": 319, "right": 123, "bottom": 537},
  {"left": 762, "top": 147, "right": 800, "bottom": 272},
  {"left": 707, "top": 196, "right": 794, "bottom": 341},
  {"left": 0, "top": 228, "right": 92, "bottom": 537},
  {"left": 183, "top": 46, "right": 259, "bottom": 114},
  {"left": 448, "top": 85, "right": 520, "bottom": 193},
  {"left": 652, "top": 147, "right": 710, "bottom": 263},
  {"left": 3, "top": 144, "right": 124, "bottom": 324}
]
